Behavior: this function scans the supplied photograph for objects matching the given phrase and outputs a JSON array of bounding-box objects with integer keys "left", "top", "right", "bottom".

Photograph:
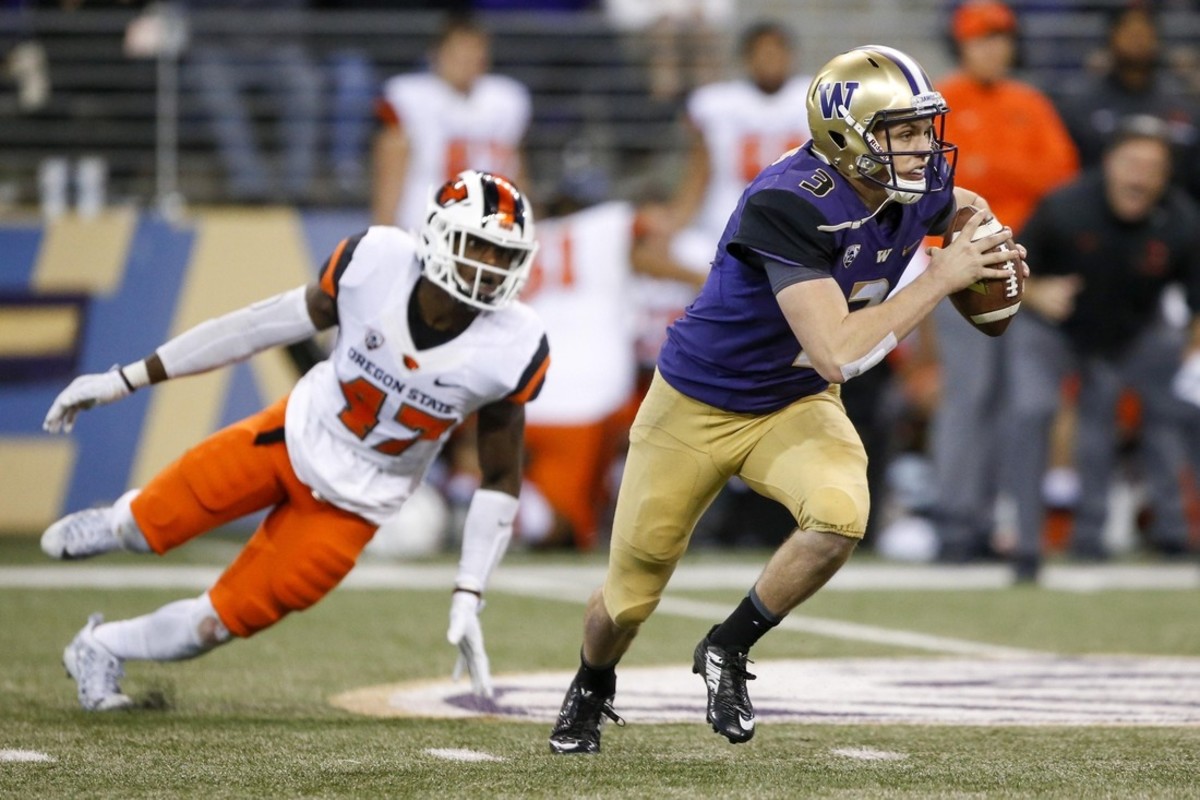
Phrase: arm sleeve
[{"left": 155, "top": 286, "right": 318, "bottom": 379}]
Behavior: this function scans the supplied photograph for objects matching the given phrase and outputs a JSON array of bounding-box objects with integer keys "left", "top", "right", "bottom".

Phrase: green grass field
[{"left": 2, "top": 534, "right": 1199, "bottom": 799}]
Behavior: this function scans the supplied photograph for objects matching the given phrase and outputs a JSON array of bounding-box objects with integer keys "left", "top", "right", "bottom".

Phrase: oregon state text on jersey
[
  {"left": 285, "top": 226, "right": 548, "bottom": 524},
  {"left": 377, "top": 73, "right": 531, "bottom": 232},
  {"left": 658, "top": 142, "right": 954, "bottom": 414}
]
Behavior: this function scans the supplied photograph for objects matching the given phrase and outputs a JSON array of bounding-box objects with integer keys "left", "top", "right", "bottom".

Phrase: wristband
[{"left": 119, "top": 360, "right": 151, "bottom": 390}]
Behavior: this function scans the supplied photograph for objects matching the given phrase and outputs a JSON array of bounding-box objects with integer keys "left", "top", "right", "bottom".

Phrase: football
[{"left": 943, "top": 205, "right": 1022, "bottom": 337}]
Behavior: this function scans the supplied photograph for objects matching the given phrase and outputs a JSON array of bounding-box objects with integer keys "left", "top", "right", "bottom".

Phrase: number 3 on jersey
[{"left": 337, "top": 377, "right": 455, "bottom": 456}]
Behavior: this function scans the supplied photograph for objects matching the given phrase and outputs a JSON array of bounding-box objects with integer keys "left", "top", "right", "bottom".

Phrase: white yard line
[{"left": 3, "top": 561, "right": 1193, "bottom": 659}]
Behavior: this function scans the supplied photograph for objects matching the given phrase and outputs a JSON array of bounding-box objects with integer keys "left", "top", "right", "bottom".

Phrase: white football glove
[
  {"left": 1173, "top": 352, "right": 1200, "bottom": 409},
  {"left": 447, "top": 590, "right": 493, "bottom": 698},
  {"left": 43, "top": 368, "right": 132, "bottom": 433}
]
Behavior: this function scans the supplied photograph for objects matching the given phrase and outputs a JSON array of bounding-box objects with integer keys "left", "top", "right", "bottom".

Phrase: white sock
[
  {"left": 92, "top": 593, "right": 231, "bottom": 661},
  {"left": 112, "top": 489, "right": 152, "bottom": 553}
]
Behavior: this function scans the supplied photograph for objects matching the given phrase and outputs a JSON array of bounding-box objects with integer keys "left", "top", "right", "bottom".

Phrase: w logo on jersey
[{"left": 818, "top": 81, "right": 860, "bottom": 120}]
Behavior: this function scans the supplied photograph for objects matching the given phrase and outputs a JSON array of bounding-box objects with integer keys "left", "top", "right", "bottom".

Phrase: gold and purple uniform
[{"left": 604, "top": 142, "right": 955, "bottom": 626}]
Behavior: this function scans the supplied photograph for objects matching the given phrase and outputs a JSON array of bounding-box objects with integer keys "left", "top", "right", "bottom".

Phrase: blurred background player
[
  {"left": 923, "top": 0, "right": 1079, "bottom": 562},
  {"left": 668, "top": 20, "right": 812, "bottom": 251},
  {"left": 1003, "top": 115, "right": 1200, "bottom": 581},
  {"left": 520, "top": 187, "right": 704, "bottom": 551},
  {"left": 38, "top": 170, "right": 546, "bottom": 711},
  {"left": 372, "top": 14, "right": 531, "bottom": 230}
]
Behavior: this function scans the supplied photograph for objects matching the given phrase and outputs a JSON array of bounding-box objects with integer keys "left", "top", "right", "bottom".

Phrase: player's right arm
[
  {"left": 667, "top": 119, "right": 712, "bottom": 231},
  {"left": 43, "top": 235, "right": 355, "bottom": 434},
  {"left": 370, "top": 123, "right": 410, "bottom": 226}
]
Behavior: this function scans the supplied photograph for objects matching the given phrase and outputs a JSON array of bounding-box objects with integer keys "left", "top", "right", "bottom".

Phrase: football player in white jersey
[
  {"left": 39, "top": 170, "right": 548, "bottom": 711},
  {"left": 521, "top": 197, "right": 703, "bottom": 551},
  {"left": 670, "top": 21, "right": 812, "bottom": 245},
  {"left": 371, "top": 15, "right": 531, "bottom": 232}
]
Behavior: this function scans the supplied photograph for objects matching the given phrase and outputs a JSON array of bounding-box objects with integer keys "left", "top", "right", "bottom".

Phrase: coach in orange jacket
[{"left": 925, "top": 0, "right": 1080, "bottom": 564}]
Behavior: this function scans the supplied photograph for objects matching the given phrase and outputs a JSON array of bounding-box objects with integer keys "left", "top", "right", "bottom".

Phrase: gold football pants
[{"left": 604, "top": 371, "right": 868, "bottom": 627}]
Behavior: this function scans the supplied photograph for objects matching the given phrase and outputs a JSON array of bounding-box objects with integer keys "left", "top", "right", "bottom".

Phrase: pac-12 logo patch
[
  {"left": 843, "top": 244, "right": 861, "bottom": 269},
  {"left": 364, "top": 329, "right": 385, "bottom": 350}
]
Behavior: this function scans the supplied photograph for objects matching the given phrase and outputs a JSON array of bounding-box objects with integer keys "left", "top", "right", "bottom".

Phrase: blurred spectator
[
  {"left": 1054, "top": 3, "right": 1200, "bottom": 199},
  {"left": 603, "top": 0, "right": 733, "bottom": 104},
  {"left": 1003, "top": 114, "right": 1200, "bottom": 582},
  {"left": 371, "top": 14, "right": 530, "bottom": 231},
  {"left": 925, "top": 0, "right": 1079, "bottom": 563},
  {"left": 184, "top": 0, "right": 323, "bottom": 203},
  {"left": 520, "top": 192, "right": 703, "bottom": 550}
]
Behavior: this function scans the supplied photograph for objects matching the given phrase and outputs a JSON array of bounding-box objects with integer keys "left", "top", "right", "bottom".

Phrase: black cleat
[
  {"left": 548, "top": 673, "right": 624, "bottom": 754},
  {"left": 692, "top": 625, "right": 757, "bottom": 743}
]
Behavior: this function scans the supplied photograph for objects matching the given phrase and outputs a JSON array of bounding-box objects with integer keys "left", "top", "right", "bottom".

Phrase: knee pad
[
  {"left": 603, "top": 543, "right": 675, "bottom": 628},
  {"left": 797, "top": 485, "right": 867, "bottom": 539}
]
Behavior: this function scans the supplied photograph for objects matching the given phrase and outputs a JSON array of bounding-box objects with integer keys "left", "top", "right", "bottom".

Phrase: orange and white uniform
[
  {"left": 686, "top": 75, "right": 812, "bottom": 242},
  {"left": 377, "top": 73, "right": 531, "bottom": 232},
  {"left": 521, "top": 201, "right": 642, "bottom": 549},
  {"left": 133, "top": 226, "right": 549, "bottom": 636}
]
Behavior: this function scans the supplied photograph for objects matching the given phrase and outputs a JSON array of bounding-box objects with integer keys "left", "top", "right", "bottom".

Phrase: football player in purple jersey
[{"left": 548, "top": 45, "right": 1028, "bottom": 753}]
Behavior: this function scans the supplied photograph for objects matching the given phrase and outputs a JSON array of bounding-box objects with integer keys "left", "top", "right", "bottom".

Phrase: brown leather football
[{"left": 943, "top": 205, "right": 1022, "bottom": 337}]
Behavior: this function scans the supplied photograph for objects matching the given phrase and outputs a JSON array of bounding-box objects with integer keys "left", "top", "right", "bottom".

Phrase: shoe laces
[
  {"left": 712, "top": 647, "right": 756, "bottom": 705},
  {"left": 60, "top": 509, "right": 114, "bottom": 558},
  {"left": 559, "top": 684, "right": 625, "bottom": 735},
  {"left": 78, "top": 637, "right": 125, "bottom": 698}
]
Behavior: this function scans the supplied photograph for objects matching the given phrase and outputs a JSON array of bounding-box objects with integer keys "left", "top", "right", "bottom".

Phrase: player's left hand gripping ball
[
  {"left": 944, "top": 206, "right": 1023, "bottom": 337},
  {"left": 447, "top": 590, "right": 494, "bottom": 698}
]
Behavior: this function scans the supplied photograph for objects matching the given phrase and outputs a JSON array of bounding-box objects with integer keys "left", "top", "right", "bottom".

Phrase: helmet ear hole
[{"left": 829, "top": 131, "right": 847, "bottom": 150}]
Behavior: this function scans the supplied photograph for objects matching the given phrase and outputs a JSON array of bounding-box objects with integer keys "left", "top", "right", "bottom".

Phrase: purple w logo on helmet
[{"left": 818, "top": 81, "right": 860, "bottom": 120}]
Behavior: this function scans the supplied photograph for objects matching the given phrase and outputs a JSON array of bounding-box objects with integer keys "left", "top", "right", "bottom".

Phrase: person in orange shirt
[{"left": 924, "top": 0, "right": 1079, "bottom": 563}]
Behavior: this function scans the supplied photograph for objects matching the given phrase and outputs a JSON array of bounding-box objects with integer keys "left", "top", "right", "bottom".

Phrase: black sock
[
  {"left": 576, "top": 651, "right": 616, "bottom": 695},
  {"left": 709, "top": 587, "right": 780, "bottom": 652}
]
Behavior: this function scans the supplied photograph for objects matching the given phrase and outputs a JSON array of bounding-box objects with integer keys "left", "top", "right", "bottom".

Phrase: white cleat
[
  {"left": 63, "top": 614, "right": 134, "bottom": 711},
  {"left": 41, "top": 507, "right": 121, "bottom": 560}
]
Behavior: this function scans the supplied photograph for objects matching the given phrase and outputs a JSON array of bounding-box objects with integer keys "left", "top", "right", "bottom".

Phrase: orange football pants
[
  {"left": 524, "top": 402, "right": 636, "bottom": 551},
  {"left": 129, "top": 396, "right": 377, "bottom": 638}
]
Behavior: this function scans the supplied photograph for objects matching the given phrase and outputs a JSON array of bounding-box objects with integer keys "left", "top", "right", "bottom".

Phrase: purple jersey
[{"left": 658, "top": 143, "right": 954, "bottom": 413}]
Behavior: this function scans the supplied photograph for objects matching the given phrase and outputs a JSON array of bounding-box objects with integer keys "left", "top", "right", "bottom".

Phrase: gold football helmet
[{"left": 807, "top": 45, "right": 957, "bottom": 204}]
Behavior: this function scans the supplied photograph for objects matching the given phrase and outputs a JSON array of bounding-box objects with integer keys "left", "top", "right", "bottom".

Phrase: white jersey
[
  {"left": 523, "top": 201, "right": 639, "bottom": 426},
  {"left": 378, "top": 72, "right": 531, "bottom": 232},
  {"left": 285, "top": 226, "right": 548, "bottom": 525},
  {"left": 687, "top": 75, "right": 812, "bottom": 241}
]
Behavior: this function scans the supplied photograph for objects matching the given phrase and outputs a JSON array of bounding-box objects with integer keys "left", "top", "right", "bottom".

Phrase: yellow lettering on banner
[
  {"left": 32, "top": 209, "right": 137, "bottom": 295},
  {"left": 0, "top": 438, "right": 75, "bottom": 532},
  {"left": 131, "top": 208, "right": 316, "bottom": 486}
]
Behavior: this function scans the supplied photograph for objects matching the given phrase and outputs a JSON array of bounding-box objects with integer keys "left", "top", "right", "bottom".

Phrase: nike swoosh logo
[
  {"left": 433, "top": 377, "right": 463, "bottom": 389},
  {"left": 739, "top": 714, "right": 755, "bottom": 731}
]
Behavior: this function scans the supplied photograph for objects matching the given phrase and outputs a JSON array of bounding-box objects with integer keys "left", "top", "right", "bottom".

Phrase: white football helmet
[
  {"left": 417, "top": 170, "right": 537, "bottom": 311},
  {"left": 807, "top": 45, "right": 957, "bottom": 204}
]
